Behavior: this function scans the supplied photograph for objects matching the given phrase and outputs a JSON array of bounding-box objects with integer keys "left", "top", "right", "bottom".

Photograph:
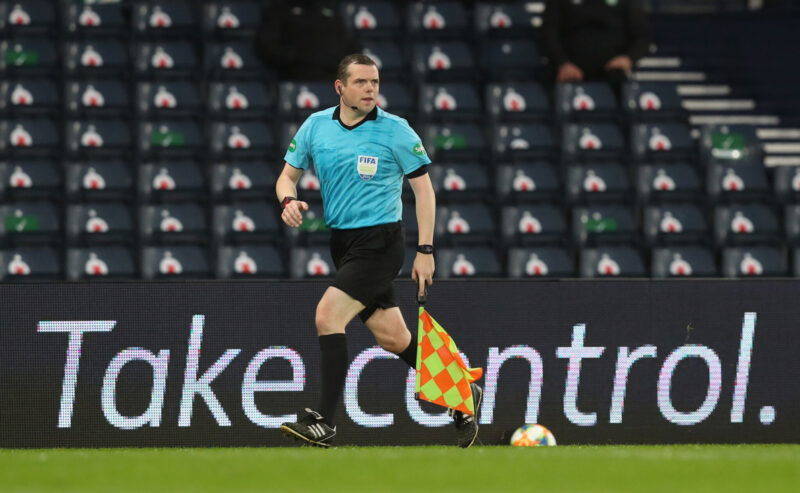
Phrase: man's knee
[
  {"left": 315, "top": 301, "right": 344, "bottom": 335},
  {"left": 376, "top": 332, "right": 407, "bottom": 354}
]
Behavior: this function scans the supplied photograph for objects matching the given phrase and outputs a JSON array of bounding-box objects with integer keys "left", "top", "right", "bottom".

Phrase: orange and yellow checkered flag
[{"left": 415, "top": 306, "right": 483, "bottom": 415}]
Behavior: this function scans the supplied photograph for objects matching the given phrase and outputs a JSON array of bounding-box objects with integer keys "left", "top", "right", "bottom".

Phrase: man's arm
[
  {"left": 276, "top": 162, "right": 309, "bottom": 228},
  {"left": 409, "top": 172, "right": 436, "bottom": 296}
]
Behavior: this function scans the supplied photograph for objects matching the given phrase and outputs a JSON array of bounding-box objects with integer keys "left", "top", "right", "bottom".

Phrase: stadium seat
[
  {"left": 139, "top": 203, "right": 208, "bottom": 244},
  {"left": 496, "top": 162, "right": 560, "bottom": 203},
  {"left": 402, "top": 207, "right": 419, "bottom": 245},
  {"left": 137, "top": 82, "right": 203, "bottom": 117},
  {"left": 707, "top": 163, "right": 770, "bottom": 202},
  {"left": 289, "top": 247, "right": 336, "bottom": 279},
  {"left": 623, "top": 82, "right": 685, "bottom": 120},
  {"left": 722, "top": 246, "right": 787, "bottom": 277},
  {"left": 341, "top": 1, "right": 402, "bottom": 38},
  {"left": 283, "top": 202, "right": 330, "bottom": 246},
  {"left": 66, "top": 203, "right": 135, "bottom": 245},
  {"left": 474, "top": 1, "right": 545, "bottom": 37},
  {"left": 63, "top": 0, "right": 127, "bottom": 36},
  {"left": 492, "top": 123, "right": 554, "bottom": 161},
  {"left": 66, "top": 246, "right": 137, "bottom": 280},
  {"left": 631, "top": 123, "right": 695, "bottom": 162},
  {"left": 700, "top": 124, "right": 763, "bottom": 166},
  {"left": 141, "top": 246, "right": 211, "bottom": 279},
  {"left": 210, "top": 162, "right": 276, "bottom": 200},
  {"left": 423, "top": 123, "right": 487, "bottom": 162},
  {"left": 651, "top": 246, "right": 717, "bottom": 278},
  {"left": 65, "top": 161, "right": 134, "bottom": 200},
  {"left": 794, "top": 248, "right": 800, "bottom": 277},
  {"left": 580, "top": 246, "right": 647, "bottom": 278},
  {"left": 479, "top": 39, "right": 541, "bottom": 80},
  {"left": 435, "top": 204, "right": 496, "bottom": 246},
  {"left": 0, "top": 79, "right": 59, "bottom": 115},
  {"left": 212, "top": 202, "right": 282, "bottom": 244},
  {"left": 427, "top": 164, "right": 490, "bottom": 201},
  {"left": 65, "top": 40, "right": 129, "bottom": 75},
  {"left": 566, "top": 163, "right": 631, "bottom": 203},
  {"left": 134, "top": 41, "right": 198, "bottom": 78},
  {"left": 133, "top": 1, "right": 198, "bottom": 35},
  {"left": 636, "top": 163, "right": 704, "bottom": 203},
  {"left": 643, "top": 203, "right": 709, "bottom": 245},
  {"left": 407, "top": 2, "right": 470, "bottom": 38},
  {"left": 419, "top": 83, "right": 482, "bottom": 121},
  {"left": 208, "top": 82, "right": 273, "bottom": 118},
  {"left": 561, "top": 123, "right": 625, "bottom": 162},
  {"left": 507, "top": 246, "right": 574, "bottom": 278},
  {"left": 0, "top": 201, "right": 60, "bottom": 244},
  {"left": 65, "top": 80, "right": 131, "bottom": 116},
  {"left": 556, "top": 83, "right": 618, "bottom": 121},
  {"left": 209, "top": 121, "right": 273, "bottom": 157},
  {"left": 784, "top": 205, "right": 800, "bottom": 245},
  {"left": 375, "top": 82, "right": 414, "bottom": 118},
  {"left": 486, "top": 82, "right": 549, "bottom": 121},
  {"left": 412, "top": 41, "right": 475, "bottom": 82},
  {"left": 773, "top": 166, "right": 800, "bottom": 203},
  {"left": 217, "top": 244, "right": 285, "bottom": 278},
  {"left": 0, "top": 1, "right": 55, "bottom": 34},
  {"left": 278, "top": 82, "right": 338, "bottom": 119},
  {"left": 572, "top": 205, "right": 637, "bottom": 245},
  {"left": 65, "top": 119, "right": 133, "bottom": 156},
  {"left": 436, "top": 247, "right": 502, "bottom": 278},
  {"left": 204, "top": 1, "right": 264, "bottom": 37},
  {"left": 714, "top": 204, "right": 781, "bottom": 246},
  {"left": 0, "top": 118, "right": 60, "bottom": 155},
  {"left": 139, "top": 161, "right": 206, "bottom": 200},
  {"left": 361, "top": 41, "right": 406, "bottom": 78},
  {"left": 139, "top": 120, "right": 203, "bottom": 156},
  {"left": 0, "top": 160, "right": 61, "bottom": 199},
  {"left": 204, "top": 42, "right": 265, "bottom": 79},
  {"left": 0, "top": 38, "right": 58, "bottom": 75},
  {"left": 501, "top": 204, "right": 567, "bottom": 246},
  {"left": 0, "top": 246, "right": 61, "bottom": 280}
]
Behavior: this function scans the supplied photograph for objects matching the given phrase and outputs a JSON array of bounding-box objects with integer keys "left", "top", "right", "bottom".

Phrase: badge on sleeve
[{"left": 357, "top": 155, "right": 378, "bottom": 180}]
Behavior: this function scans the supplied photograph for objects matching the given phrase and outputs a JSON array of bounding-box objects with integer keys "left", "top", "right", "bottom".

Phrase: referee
[{"left": 276, "top": 54, "right": 482, "bottom": 448}]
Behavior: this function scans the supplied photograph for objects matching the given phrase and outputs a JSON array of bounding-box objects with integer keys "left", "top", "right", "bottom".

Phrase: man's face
[{"left": 338, "top": 63, "right": 380, "bottom": 113}]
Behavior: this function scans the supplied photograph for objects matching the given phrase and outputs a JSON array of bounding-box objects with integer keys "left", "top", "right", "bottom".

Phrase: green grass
[{"left": 1, "top": 445, "right": 798, "bottom": 492}]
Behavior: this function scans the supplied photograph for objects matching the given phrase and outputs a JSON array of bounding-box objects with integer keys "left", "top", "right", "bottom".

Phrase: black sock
[
  {"left": 318, "top": 333, "right": 347, "bottom": 426},
  {"left": 396, "top": 331, "right": 417, "bottom": 369}
]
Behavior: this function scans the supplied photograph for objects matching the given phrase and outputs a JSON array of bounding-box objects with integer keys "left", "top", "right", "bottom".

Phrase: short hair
[{"left": 336, "top": 54, "right": 378, "bottom": 85}]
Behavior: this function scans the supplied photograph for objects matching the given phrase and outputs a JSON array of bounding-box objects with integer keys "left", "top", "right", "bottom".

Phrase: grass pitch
[{"left": 1, "top": 445, "right": 797, "bottom": 492}]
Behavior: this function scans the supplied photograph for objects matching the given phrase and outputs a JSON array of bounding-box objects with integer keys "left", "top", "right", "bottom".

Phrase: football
[{"left": 510, "top": 424, "right": 557, "bottom": 447}]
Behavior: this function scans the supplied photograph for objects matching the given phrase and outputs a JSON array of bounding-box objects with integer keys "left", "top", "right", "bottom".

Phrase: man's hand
[
  {"left": 605, "top": 55, "right": 633, "bottom": 74},
  {"left": 411, "top": 252, "right": 435, "bottom": 298},
  {"left": 557, "top": 62, "right": 584, "bottom": 82},
  {"left": 281, "top": 200, "right": 309, "bottom": 228}
]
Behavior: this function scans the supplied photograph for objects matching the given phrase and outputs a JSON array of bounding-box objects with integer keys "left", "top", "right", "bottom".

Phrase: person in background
[
  {"left": 256, "top": 0, "right": 361, "bottom": 80},
  {"left": 542, "top": 0, "right": 651, "bottom": 85}
]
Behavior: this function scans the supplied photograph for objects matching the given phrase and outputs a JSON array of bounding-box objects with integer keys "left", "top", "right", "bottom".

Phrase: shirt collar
[{"left": 332, "top": 105, "right": 378, "bottom": 131}]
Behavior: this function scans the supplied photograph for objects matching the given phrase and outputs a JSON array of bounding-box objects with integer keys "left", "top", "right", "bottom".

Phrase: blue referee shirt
[{"left": 283, "top": 106, "right": 431, "bottom": 230}]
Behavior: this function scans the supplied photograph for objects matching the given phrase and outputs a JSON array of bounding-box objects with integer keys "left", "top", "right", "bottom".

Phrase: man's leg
[{"left": 315, "top": 286, "right": 365, "bottom": 425}]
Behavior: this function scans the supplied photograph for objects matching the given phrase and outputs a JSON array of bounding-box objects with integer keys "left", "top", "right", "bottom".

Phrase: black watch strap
[
  {"left": 416, "top": 244, "right": 434, "bottom": 255},
  {"left": 280, "top": 196, "right": 296, "bottom": 210}
]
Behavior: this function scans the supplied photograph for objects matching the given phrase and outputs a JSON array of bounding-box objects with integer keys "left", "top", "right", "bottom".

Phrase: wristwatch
[
  {"left": 280, "top": 196, "right": 297, "bottom": 210},
  {"left": 416, "top": 244, "right": 434, "bottom": 255}
]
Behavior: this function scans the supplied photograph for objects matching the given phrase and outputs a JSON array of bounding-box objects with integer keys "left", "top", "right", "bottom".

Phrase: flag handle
[{"left": 417, "top": 289, "right": 427, "bottom": 306}]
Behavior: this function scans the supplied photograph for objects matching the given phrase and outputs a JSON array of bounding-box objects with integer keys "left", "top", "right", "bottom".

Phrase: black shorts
[{"left": 329, "top": 221, "right": 405, "bottom": 323}]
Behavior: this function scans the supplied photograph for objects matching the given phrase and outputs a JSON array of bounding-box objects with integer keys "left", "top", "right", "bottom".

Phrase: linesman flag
[{"left": 415, "top": 304, "right": 483, "bottom": 415}]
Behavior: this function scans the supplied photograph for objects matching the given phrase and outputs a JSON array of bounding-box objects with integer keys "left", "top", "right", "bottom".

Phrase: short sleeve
[
  {"left": 392, "top": 119, "right": 432, "bottom": 174},
  {"left": 283, "top": 117, "right": 313, "bottom": 170}
]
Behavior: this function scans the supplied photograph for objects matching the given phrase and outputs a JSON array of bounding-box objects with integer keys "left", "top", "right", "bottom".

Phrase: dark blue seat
[
  {"left": 139, "top": 203, "right": 208, "bottom": 244},
  {"left": 66, "top": 203, "right": 135, "bottom": 245},
  {"left": 141, "top": 246, "right": 211, "bottom": 279},
  {"left": 66, "top": 119, "right": 133, "bottom": 157},
  {"left": 566, "top": 163, "right": 630, "bottom": 203},
  {"left": 722, "top": 247, "right": 787, "bottom": 278},
  {"left": 0, "top": 246, "right": 60, "bottom": 280},
  {"left": 419, "top": 83, "right": 482, "bottom": 121},
  {"left": 0, "top": 38, "right": 57, "bottom": 75},
  {"left": 784, "top": 205, "right": 800, "bottom": 245},
  {"left": 0, "top": 160, "right": 60, "bottom": 199},
  {"left": 376, "top": 82, "right": 413, "bottom": 118},
  {"left": 623, "top": 82, "right": 685, "bottom": 120},
  {"left": 65, "top": 40, "right": 128, "bottom": 75},
  {"left": 66, "top": 246, "right": 137, "bottom": 280},
  {"left": 707, "top": 164, "right": 770, "bottom": 202},
  {"left": 65, "top": 161, "right": 134, "bottom": 201},
  {"left": 502, "top": 204, "right": 567, "bottom": 246},
  {"left": 435, "top": 204, "right": 496, "bottom": 246},
  {"left": 496, "top": 162, "right": 560, "bottom": 203},
  {"left": 475, "top": 1, "right": 545, "bottom": 37},
  {"left": 135, "top": 41, "right": 198, "bottom": 78},
  {"left": 63, "top": 1, "right": 127, "bottom": 36},
  {"left": 341, "top": 2, "right": 402, "bottom": 38},
  {"left": 700, "top": 125, "right": 763, "bottom": 166},
  {"left": 0, "top": 118, "right": 59, "bottom": 156},
  {"left": 436, "top": 247, "right": 502, "bottom": 278},
  {"left": 407, "top": 2, "right": 470, "bottom": 38},
  {"left": 210, "top": 162, "right": 276, "bottom": 200},
  {"left": 209, "top": 121, "right": 273, "bottom": 157},
  {"left": 556, "top": 83, "right": 618, "bottom": 121},
  {"left": 361, "top": 41, "right": 405, "bottom": 78},
  {"left": 283, "top": 202, "right": 330, "bottom": 246},
  {"left": 572, "top": 204, "right": 637, "bottom": 246},
  {"left": 139, "top": 161, "right": 206, "bottom": 200},
  {"left": 208, "top": 82, "right": 273, "bottom": 118},
  {"left": 486, "top": 82, "right": 549, "bottom": 121},
  {"left": 714, "top": 204, "right": 781, "bottom": 246},
  {"left": 428, "top": 164, "right": 490, "bottom": 201},
  {"left": 0, "top": 79, "right": 59, "bottom": 115},
  {"left": 65, "top": 80, "right": 130, "bottom": 116},
  {"left": 507, "top": 246, "right": 574, "bottom": 278},
  {"left": 213, "top": 202, "right": 282, "bottom": 243},
  {"left": 278, "top": 82, "right": 338, "bottom": 119},
  {"left": 651, "top": 246, "right": 717, "bottom": 278},
  {"left": 139, "top": 120, "right": 204, "bottom": 156},
  {"left": 133, "top": 1, "right": 198, "bottom": 35},
  {"left": 217, "top": 244, "right": 285, "bottom": 278},
  {"left": 0, "top": 1, "right": 56, "bottom": 34},
  {"left": 480, "top": 39, "right": 541, "bottom": 81},
  {"left": 423, "top": 123, "right": 487, "bottom": 162},
  {"left": 631, "top": 123, "right": 695, "bottom": 162},
  {"left": 412, "top": 42, "right": 475, "bottom": 82},
  {"left": 204, "top": 42, "right": 265, "bottom": 79},
  {"left": 562, "top": 123, "right": 625, "bottom": 162},
  {"left": 204, "top": 1, "right": 264, "bottom": 37},
  {"left": 580, "top": 246, "right": 647, "bottom": 277},
  {"left": 137, "top": 82, "right": 203, "bottom": 117},
  {"left": 636, "top": 163, "right": 703, "bottom": 203},
  {"left": 644, "top": 203, "right": 708, "bottom": 245},
  {"left": 0, "top": 201, "right": 60, "bottom": 244},
  {"left": 773, "top": 166, "right": 800, "bottom": 203},
  {"left": 289, "top": 247, "right": 336, "bottom": 279},
  {"left": 492, "top": 123, "right": 554, "bottom": 161}
]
